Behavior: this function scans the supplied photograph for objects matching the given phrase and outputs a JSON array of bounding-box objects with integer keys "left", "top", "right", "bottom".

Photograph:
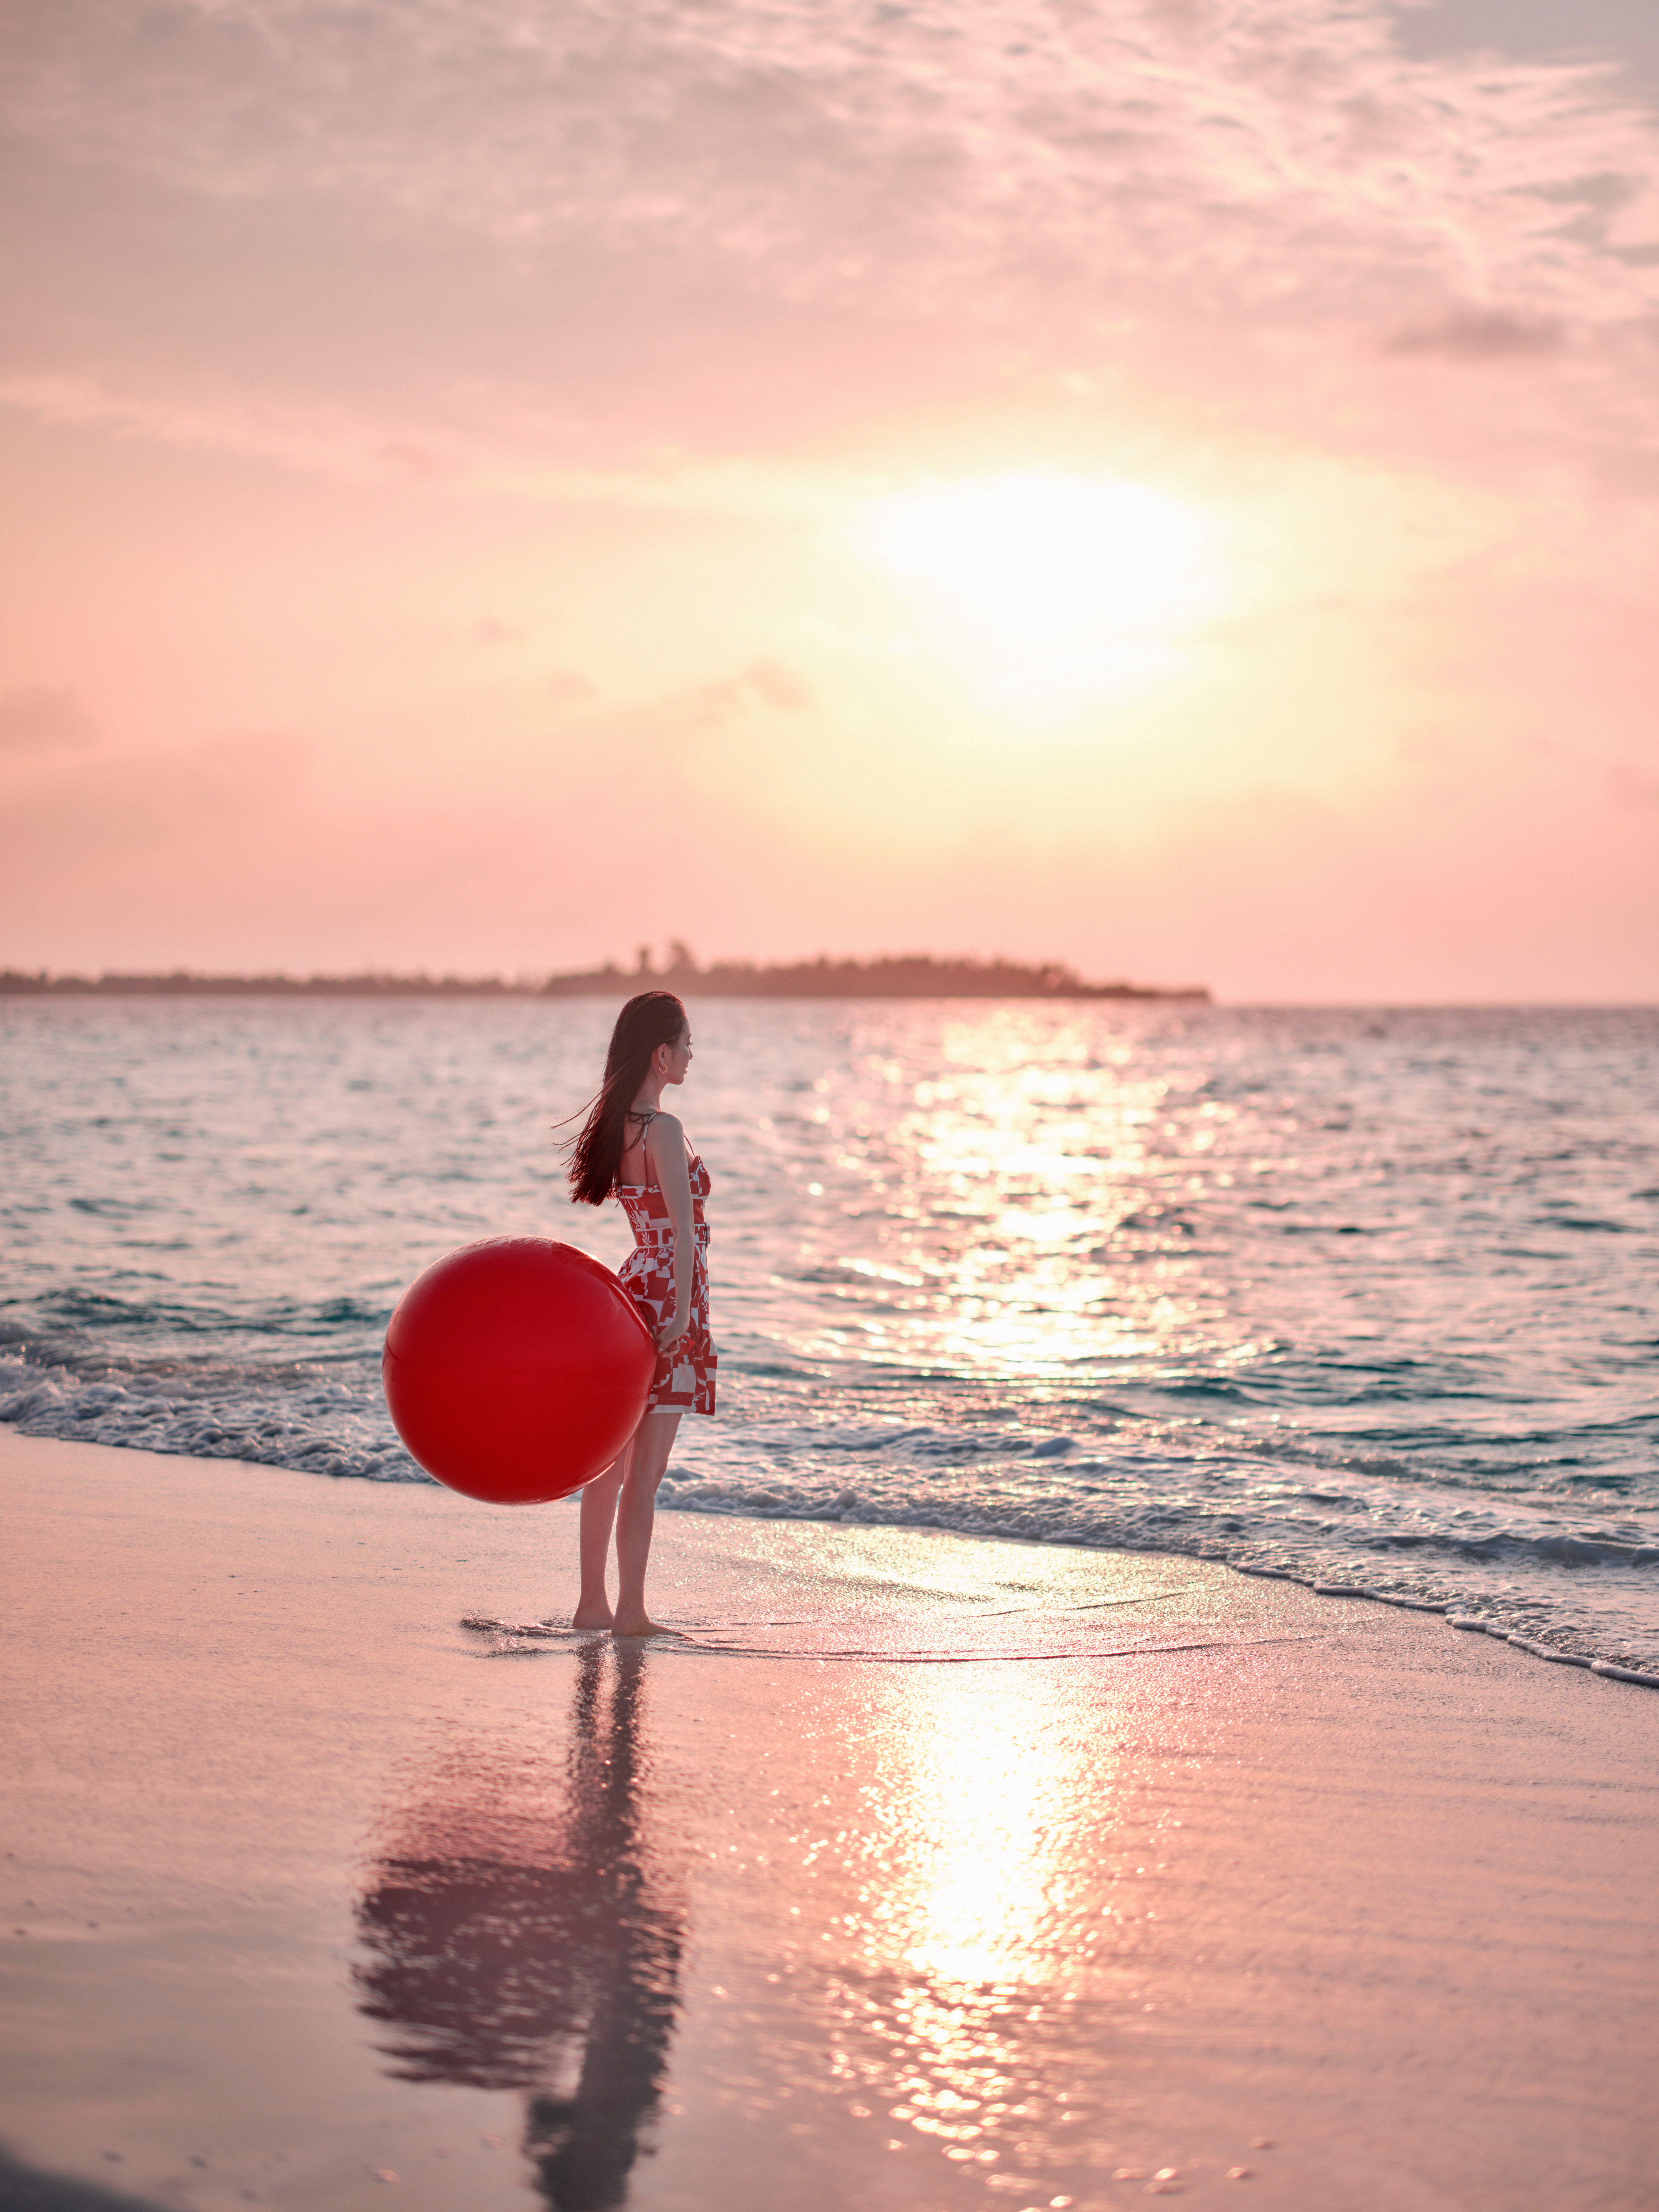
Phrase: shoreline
[
  {"left": 5, "top": 1414, "right": 1656, "bottom": 1691},
  {"left": 6, "top": 1426, "right": 1659, "bottom": 2212}
]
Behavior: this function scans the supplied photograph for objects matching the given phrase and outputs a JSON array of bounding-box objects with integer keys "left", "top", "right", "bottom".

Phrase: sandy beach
[{"left": 4, "top": 1426, "right": 1656, "bottom": 2212}]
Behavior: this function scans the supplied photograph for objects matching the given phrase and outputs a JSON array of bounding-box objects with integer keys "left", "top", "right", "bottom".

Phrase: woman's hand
[{"left": 656, "top": 1313, "right": 690, "bottom": 1354}]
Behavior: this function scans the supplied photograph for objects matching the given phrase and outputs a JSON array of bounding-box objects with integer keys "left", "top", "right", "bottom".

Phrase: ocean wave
[
  {"left": 0, "top": 1353, "right": 420, "bottom": 1483},
  {"left": 4, "top": 1340, "right": 1654, "bottom": 1672}
]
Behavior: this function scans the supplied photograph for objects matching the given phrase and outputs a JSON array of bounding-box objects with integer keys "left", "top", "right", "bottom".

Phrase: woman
[{"left": 567, "top": 991, "right": 715, "bottom": 1636}]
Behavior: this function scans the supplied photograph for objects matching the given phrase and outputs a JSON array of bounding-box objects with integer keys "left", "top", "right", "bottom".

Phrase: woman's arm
[{"left": 644, "top": 1112, "right": 696, "bottom": 1351}]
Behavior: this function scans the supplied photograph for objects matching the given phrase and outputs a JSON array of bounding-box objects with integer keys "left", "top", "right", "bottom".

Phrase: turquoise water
[{"left": 3, "top": 996, "right": 1656, "bottom": 1668}]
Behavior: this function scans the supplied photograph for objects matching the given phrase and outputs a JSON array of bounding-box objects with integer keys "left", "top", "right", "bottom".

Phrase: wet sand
[{"left": 3, "top": 1427, "right": 1656, "bottom": 2212}]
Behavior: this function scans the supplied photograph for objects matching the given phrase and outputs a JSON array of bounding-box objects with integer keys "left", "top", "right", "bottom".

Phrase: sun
[{"left": 846, "top": 471, "right": 1227, "bottom": 709}]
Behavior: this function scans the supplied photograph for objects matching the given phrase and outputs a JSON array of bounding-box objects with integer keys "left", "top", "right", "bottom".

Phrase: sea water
[{"left": 3, "top": 997, "right": 1656, "bottom": 1671}]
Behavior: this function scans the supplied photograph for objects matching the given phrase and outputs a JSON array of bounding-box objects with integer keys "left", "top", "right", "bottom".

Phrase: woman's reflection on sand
[{"left": 354, "top": 1642, "right": 683, "bottom": 2211}]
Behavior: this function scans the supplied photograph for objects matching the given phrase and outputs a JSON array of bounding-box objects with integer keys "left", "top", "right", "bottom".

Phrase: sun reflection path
[
  {"left": 800, "top": 1663, "right": 1159, "bottom": 2202},
  {"left": 882, "top": 1687, "right": 1077, "bottom": 1989},
  {"left": 781, "top": 1007, "right": 1246, "bottom": 1389}
]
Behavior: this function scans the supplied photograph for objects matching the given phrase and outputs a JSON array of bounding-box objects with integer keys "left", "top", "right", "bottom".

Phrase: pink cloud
[
  {"left": 0, "top": 684, "right": 98, "bottom": 750},
  {"left": 2, "top": 0, "right": 1654, "bottom": 474}
]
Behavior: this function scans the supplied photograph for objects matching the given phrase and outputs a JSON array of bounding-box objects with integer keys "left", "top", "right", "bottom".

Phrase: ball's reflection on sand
[{"left": 354, "top": 1643, "right": 684, "bottom": 2212}]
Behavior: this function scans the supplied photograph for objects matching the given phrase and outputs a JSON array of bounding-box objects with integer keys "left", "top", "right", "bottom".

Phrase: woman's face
[{"left": 658, "top": 1025, "right": 693, "bottom": 1085}]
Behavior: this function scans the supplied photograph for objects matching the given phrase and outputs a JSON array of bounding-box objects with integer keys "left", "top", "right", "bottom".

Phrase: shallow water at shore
[{"left": 2, "top": 996, "right": 1656, "bottom": 1668}]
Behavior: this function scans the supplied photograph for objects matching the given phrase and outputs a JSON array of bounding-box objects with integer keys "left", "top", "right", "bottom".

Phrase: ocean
[{"left": 4, "top": 996, "right": 1656, "bottom": 1673}]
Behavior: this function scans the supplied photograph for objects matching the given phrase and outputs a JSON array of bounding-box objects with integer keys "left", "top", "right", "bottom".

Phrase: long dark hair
[{"left": 567, "top": 992, "right": 687, "bottom": 1207}]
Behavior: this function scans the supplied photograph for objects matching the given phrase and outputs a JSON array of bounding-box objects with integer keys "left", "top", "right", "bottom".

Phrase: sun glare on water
[{"left": 850, "top": 471, "right": 1226, "bottom": 710}]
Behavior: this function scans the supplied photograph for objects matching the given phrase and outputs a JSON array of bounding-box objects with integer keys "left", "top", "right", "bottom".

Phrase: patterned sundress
[{"left": 616, "top": 1122, "right": 717, "bottom": 1416}]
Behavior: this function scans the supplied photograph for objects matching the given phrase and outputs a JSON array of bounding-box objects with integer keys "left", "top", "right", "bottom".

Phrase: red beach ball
[{"left": 382, "top": 1238, "right": 656, "bottom": 1505}]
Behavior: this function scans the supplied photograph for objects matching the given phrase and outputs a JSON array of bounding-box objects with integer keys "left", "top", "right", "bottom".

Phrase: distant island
[
  {"left": 0, "top": 950, "right": 1208, "bottom": 1002},
  {"left": 545, "top": 948, "right": 1208, "bottom": 1000}
]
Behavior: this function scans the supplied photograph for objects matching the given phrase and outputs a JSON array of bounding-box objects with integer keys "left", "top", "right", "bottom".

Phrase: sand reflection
[
  {"left": 867, "top": 1668, "right": 1110, "bottom": 1983},
  {"left": 885, "top": 1690, "right": 1065, "bottom": 1987},
  {"left": 812, "top": 1665, "right": 1129, "bottom": 2191},
  {"left": 354, "top": 1643, "right": 683, "bottom": 2211}
]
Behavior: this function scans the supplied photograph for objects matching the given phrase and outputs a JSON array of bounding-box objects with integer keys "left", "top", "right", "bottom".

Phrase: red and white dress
[{"left": 616, "top": 1128, "right": 717, "bottom": 1416}]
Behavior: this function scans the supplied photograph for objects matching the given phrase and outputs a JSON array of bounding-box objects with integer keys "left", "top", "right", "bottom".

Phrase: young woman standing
[{"left": 567, "top": 991, "right": 716, "bottom": 1635}]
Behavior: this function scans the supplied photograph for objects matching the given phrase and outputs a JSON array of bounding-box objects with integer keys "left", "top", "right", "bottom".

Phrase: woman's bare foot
[
  {"left": 571, "top": 1602, "right": 614, "bottom": 1631},
  {"left": 611, "top": 1613, "right": 672, "bottom": 1639}
]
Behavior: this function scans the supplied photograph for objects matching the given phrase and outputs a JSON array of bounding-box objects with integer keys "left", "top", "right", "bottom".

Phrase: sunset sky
[{"left": 3, "top": 0, "right": 1657, "bottom": 1001}]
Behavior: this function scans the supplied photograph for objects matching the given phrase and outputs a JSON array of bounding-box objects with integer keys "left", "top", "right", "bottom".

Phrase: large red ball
[{"left": 382, "top": 1239, "right": 656, "bottom": 1505}]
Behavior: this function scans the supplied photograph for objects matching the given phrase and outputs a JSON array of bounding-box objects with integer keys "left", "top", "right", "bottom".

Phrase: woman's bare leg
[
  {"left": 573, "top": 1453, "right": 627, "bottom": 1629},
  {"left": 612, "top": 1407, "right": 683, "bottom": 1637}
]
